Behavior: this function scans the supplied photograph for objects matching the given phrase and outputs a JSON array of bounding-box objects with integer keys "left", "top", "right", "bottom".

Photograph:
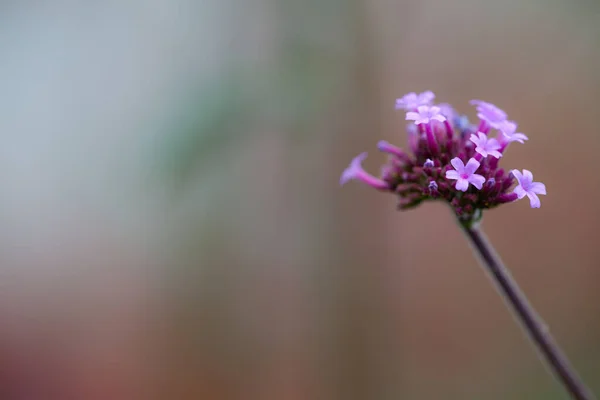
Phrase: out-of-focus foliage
[
  {"left": 160, "top": 0, "right": 360, "bottom": 188},
  {"left": 159, "top": 70, "right": 249, "bottom": 187}
]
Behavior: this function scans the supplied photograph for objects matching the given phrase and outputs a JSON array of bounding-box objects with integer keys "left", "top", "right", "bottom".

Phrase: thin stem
[{"left": 460, "top": 223, "right": 596, "bottom": 400}]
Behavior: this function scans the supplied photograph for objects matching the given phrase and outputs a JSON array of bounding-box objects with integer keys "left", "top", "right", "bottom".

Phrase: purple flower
[
  {"left": 511, "top": 169, "right": 546, "bottom": 208},
  {"left": 499, "top": 121, "right": 529, "bottom": 144},
  {"left": 395, "top": 91, "right": 435, "bottom": 110},
  {"left": 445, "top": 157, "right": 486, "bottom": 192},
  {"left": 437, "top": 103, "right": 456, "bottom": 119},
  {"left": 470, "top": 100, "right": 507, "bottom": 128},
  {"left": 470, "top": 132, "right": 502, "bottom": 159},
  {"left": 423, "top": 159, "right": 434, "bottom": 168},
  {"left": 406, "top": 105, "right": 447, "bottom": 125},
  {"left": 377, "top": 140, "right": 409, "bottom": 161},
  {"left": 340, "top": 153, "right": 388, "bottom": 190}
]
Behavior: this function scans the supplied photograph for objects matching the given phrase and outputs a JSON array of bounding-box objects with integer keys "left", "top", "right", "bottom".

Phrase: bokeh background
[{"left": 1, "top": 0, "right": 600, "bottom": 399}]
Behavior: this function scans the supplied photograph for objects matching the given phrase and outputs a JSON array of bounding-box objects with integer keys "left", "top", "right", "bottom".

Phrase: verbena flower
[
  {"left": 340, "top": 92, "right": 547, "bottom": 224},
  {"left": 471, "top": 99, "right": 507, "bottom": 129},
  {"left": 406, "top": 105, "right": 446, "bottom": 125},
  {"left": 470, "top": 132, "right": 502, "bottom": 159},
  {"left": 340, "top": 152, "right": 388, "bottom": 190},
  {"left": 437, "top": 103, "right": 456, "bottom": 119},
  {"left": 499, "top": 120, "right": 529, "bottom": 144},
  {"left": 395, "top": 91, "right": 435, "bottom": 110},
  {"left": 512, "top": 169, "right": 547, "bottom": 208},
  {"left": 445, "top": 158, "right": 486, "bottom": 191}
]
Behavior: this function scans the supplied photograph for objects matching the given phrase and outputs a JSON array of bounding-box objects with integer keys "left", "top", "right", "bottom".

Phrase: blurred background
[{"left": 1, "top": 0, "right": 600, "bottom": 399}]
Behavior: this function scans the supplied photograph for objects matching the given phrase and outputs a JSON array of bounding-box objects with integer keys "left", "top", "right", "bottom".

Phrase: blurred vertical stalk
[
  {"left": 460, "top": 223, "right": 596, "bottom": 400},
  {"left": 272, "top": 0, "right": 393, "bottom": 398}
]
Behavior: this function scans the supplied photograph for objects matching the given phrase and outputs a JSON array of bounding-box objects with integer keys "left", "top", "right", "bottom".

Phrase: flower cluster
[{"left": 341, "top": 91, "right": 546, "bottom": 224}]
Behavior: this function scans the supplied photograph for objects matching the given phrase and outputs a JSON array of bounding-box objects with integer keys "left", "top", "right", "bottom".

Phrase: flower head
[
  {"left": 340, "top": 153, "right": 389, "bottom": 190},
  {"left": 406, "top": 105, "right": 447, "bottom": 125},
  {"left": 512, "top": 169, "right": 546, "bottom": 208},
  {"left": 499, "top": 121, "right": 529, "bottom": 144},
  {"left": 341, "top": 91, "right": 544, "bottom": 224},
  {"left": 445, "top": 157, "right": 486, "bottom": 191},
  {"left": 470, "top": 132, "right": 502, "bottom": 159},
  {"left": 471, "top": 100, "right": 507, "bottom": 128},
  {"left": 395, "top": 91, "right": 435, "bottom": 110}
]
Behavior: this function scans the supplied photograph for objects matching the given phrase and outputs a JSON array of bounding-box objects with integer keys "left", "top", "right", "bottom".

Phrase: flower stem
[{"left": 460, "top": 222, "right": 596, "bottom": 400}]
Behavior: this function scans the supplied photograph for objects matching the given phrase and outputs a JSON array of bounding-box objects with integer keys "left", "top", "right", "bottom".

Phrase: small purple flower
[
  {"left": 428, "top": 181, "right": 438, "bottom": 191},
  {"left": 406, "top": 105, "right": 447, "bottom": 125},
  {"left": 511, "top": 169, "right": 546, "bottom": 208},
  {"left": 423, "top": 159, "right": 434, "bottom": 168},
  {"left": 445, "top": 157, "right": 486, "bottom": 192},
  {"left": 395, "top": 91, "right": 435, "bottom": 110},
  {"left": 499, "top": 121, "right": 529, "bottom": 144},
  {"left": 340, "top": 153, "right": 389, "bottom": 190},
  {"left": 470, "top": 132, "right": 502, "bottom": 159},
  {"left": 437, "top": 103, "right": 456, "bottom": 119},
  {"left": 377, "top": 140, "right": 410, "bottom": 161},
  {"left": 470, "top": 100, "right": 507, "bottom": 128}
]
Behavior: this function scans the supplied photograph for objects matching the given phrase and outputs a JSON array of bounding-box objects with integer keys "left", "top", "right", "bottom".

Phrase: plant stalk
[{"left": 460, "top": 222, "right": 596, "bottom": 400}]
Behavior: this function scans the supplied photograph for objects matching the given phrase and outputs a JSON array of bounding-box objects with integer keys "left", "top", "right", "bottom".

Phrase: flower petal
[
  {"left": 511, "top": 169, "right": 523, "bottom": 185},
  {"left": 488, "top": 150, "right": 503, "bottom": 159},
  {"left": 522, "top": 169, "right": 534, "bottom": 185},
  {"left": 455, "top": 178, "right": 469, "bottom": 192},
  {"left": 464, "top": 158, "right": 481, "bottom": 175},
  {"left": 530, "top": 182, "right": 546, "bottom": 195},
  {"left": 450, "top": 157, "right": 465, "bottom": 173},
  {"left": 500, "top": 120, "right": 517, "bottom": 135},
  {"left": 489, "top": 120, "right": 506, "bottom": 129},
  {"left": 475, "top": 148, "right": 488, "bottom": 157},
  {"left": 419, "top": 91, "right": 435, "bottom": 104},
  {"left": 438, "top": 103, "right": 454, "bottom": 118},
  {"left": 469, "top": 133, "right": 481, "bottom": 146},
  {"left": 513, "top": 133, "right": 529, "bottom": 142},
  {"left": 468, "top": 174, "right": 486, "bottom": 190},
  {"left": 527, "top": 192, "right": 541, "bottom": 208},
  {"left": 396, "top": 93, "right": 416, "bottom": 109},
  {"left": 486, "top": 138, "right": 501, "bottom": 150},
  {"left": 512, "top": 184, "right": 527, "bottom": 199},
  {"left": 405, "top": 112, "right": 419, "bottom": 121},
  {"left": 417, "top": 105, "right": 429, "bottom": 114},
  {"left": 340, "top": 152, "right": 367, "bottom": 186},
  {"left": 445, "top": 170, "right": 460, "bottom": 180}
]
